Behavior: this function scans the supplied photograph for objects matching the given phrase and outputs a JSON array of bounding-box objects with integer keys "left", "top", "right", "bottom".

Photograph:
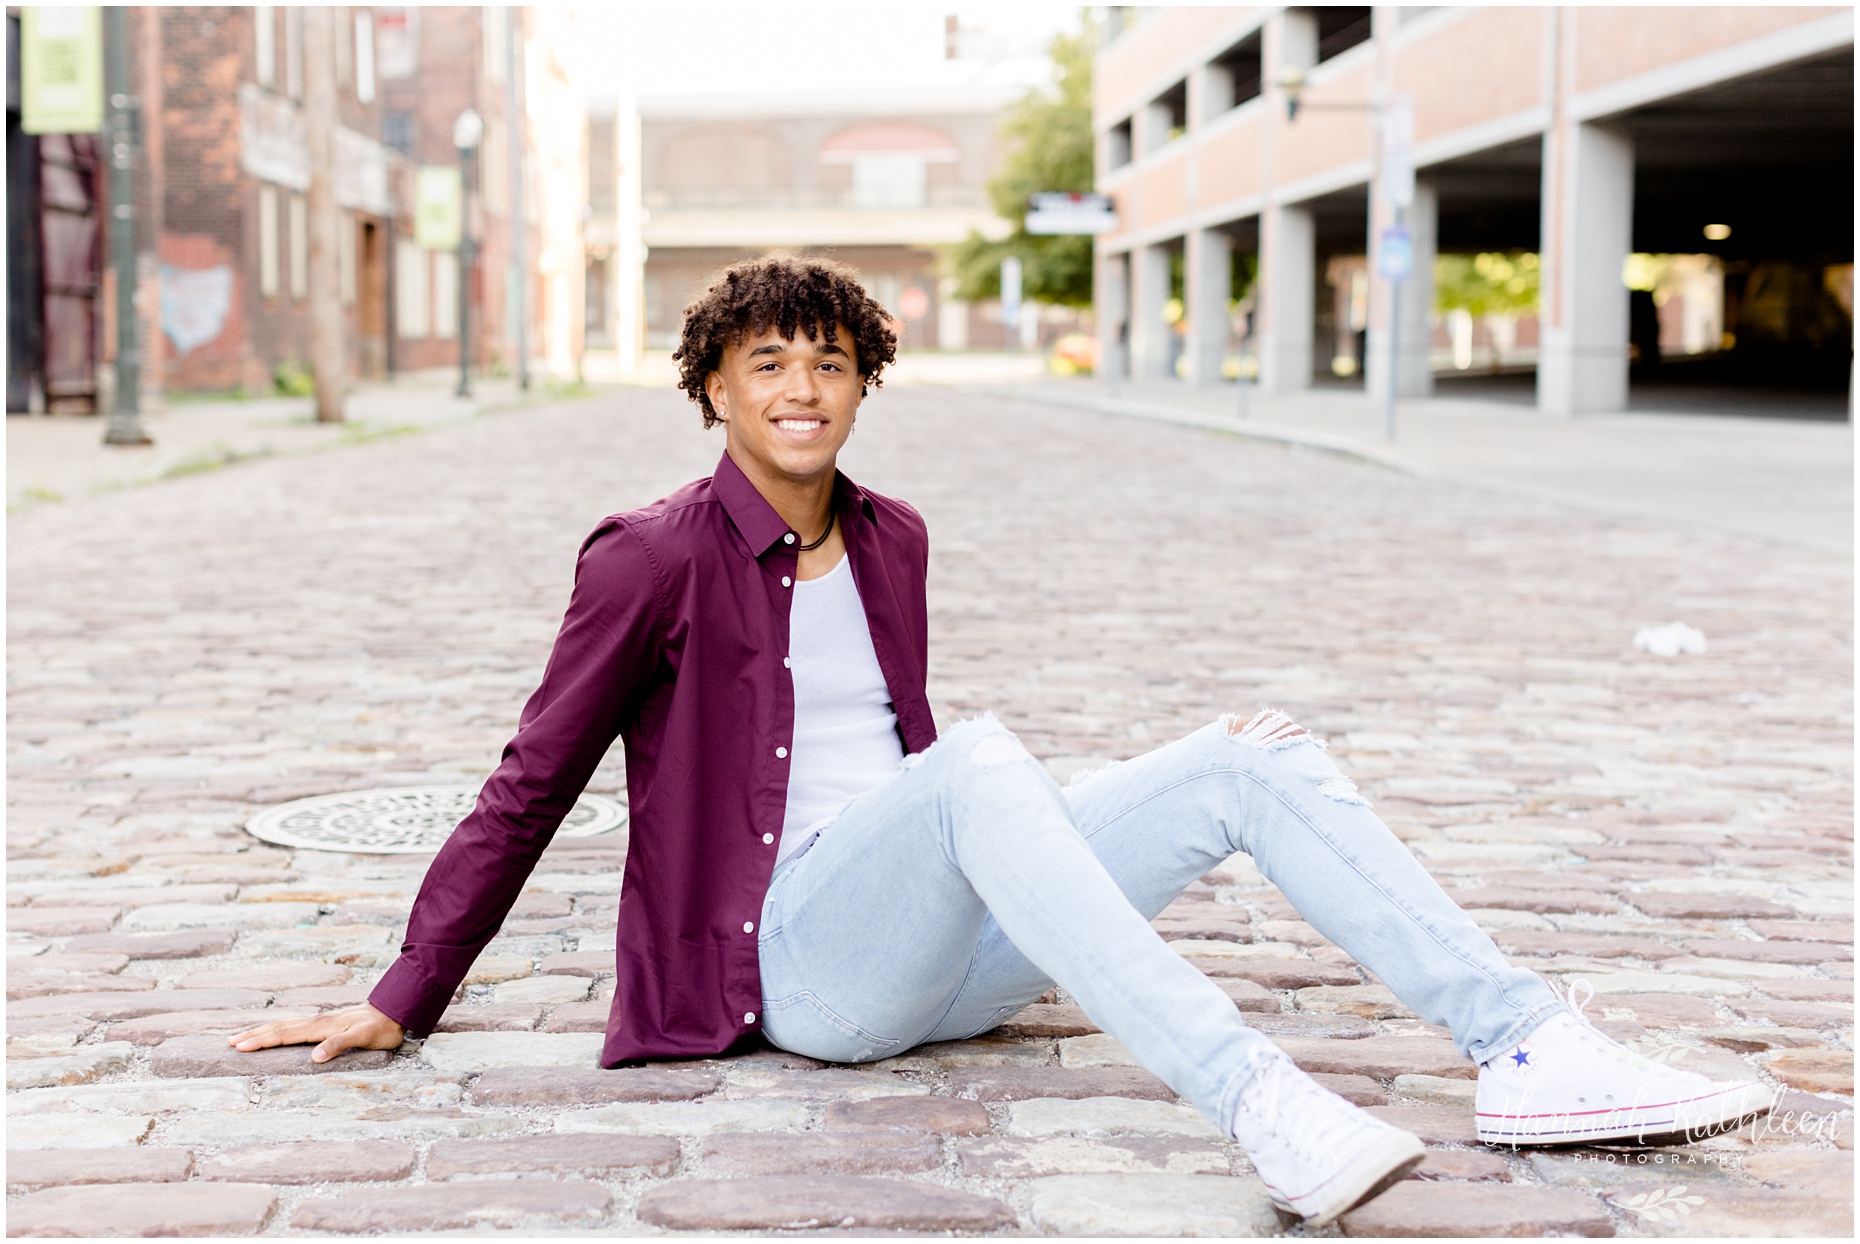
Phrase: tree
[
  {"left": 947, "top": 18, "right": 1096, "bottom": 307},
  {"left": 1434, "top": 252, "right": 1539, "bottom": 318}
]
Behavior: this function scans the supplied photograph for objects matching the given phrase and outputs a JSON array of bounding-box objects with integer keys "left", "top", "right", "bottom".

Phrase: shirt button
[
  {"left": 781, "top": 576, "right": 792, "bottom": 587},
  {"left": 743, "top": 921, "right": 755, "bottom": 933},
  {"left": 762, "top": 832, "right": 775, "bottom": 844},
  {"left": 775, "top": 746, "right": 788, "bottom": 759},
  {"left": 744, "top": 1012, "right": 757, "bottom": 1025},
  {"left": 784, "top": 533, "right": 796, "bottom": 544},
  {"left": 783, "top": 656, "right": 791, "bottom": 668}
]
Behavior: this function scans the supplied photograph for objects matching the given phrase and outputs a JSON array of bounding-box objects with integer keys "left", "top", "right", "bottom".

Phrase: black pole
[{"left": 102, "top": 6, "right": 148, "bottom": 445}]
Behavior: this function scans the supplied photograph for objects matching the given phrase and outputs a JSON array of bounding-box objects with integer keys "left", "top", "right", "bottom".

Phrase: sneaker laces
[
  {"left": 1235, "top": 1046, "right": 1367, "bottom": 1163},
  {"left": 1560, "top": 977, "right": 1683, "bottom": 1079}
]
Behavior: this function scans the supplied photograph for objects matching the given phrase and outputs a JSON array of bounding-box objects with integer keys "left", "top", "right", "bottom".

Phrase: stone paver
[
  {"left": 7, "top": 385, "right": 1850, "bottom": 1237},
  {"left": 635, "top": 1175, "right": 1016, "bottom": 1232},
  {"left": 424, "top": 1133, "right": 679, "bottom": 1179},
  {"left": 1340, "top": 1181, "right": 1615, "bottom": 1236},
  {"left": 290, "top": 1179, "right": 611, "bottom": 1232},
  {"left": 195, "top": 1139, "right": 416, "bottom": 1184},
  {"left": 1028, "top": 1172, "right": 1284, "bottom": 1236},
  {"left": 701, "top": 1131, "right": 945, "bottom": 1175},
  {"left": 4, "top": 1147, "right": 194, "bottom": 1190},
  {"left": 7, "top": 1182, "right": 276, "bottom": 1236}
]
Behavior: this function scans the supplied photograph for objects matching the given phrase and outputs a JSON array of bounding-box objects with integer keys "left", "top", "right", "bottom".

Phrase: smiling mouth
[{"left": 774, "top": 418, "right": 824, "bottom": 433}]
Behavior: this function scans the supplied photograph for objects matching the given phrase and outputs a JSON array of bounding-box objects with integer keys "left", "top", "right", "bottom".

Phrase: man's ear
[{"left": 704, "top": 370, "right": 727, "bottom": 421}]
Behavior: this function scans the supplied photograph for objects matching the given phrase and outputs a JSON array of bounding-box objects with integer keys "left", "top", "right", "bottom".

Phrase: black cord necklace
[{"left": 796, "top": 507, "right": 835, "bottom": 553}]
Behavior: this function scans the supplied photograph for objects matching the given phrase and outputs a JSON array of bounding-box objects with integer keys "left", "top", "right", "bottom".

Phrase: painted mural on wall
[{"left": 159, "top": 265, "right": 232, "bottom": 355}]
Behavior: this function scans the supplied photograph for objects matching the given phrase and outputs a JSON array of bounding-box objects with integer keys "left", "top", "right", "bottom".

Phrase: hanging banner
[
  {"left": 414, "top": 166, "right": 462, "bottom": 250},
  {"left": 1380, "top": 93, "right": 1415, "bottom": 209},
  {"left": 21, "top": 7, "right": 104, "bottom": 135}
]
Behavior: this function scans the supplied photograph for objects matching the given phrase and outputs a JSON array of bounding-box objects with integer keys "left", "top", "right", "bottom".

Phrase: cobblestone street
[{"left": 7, "top": 385, "right": 1853, "bottom": 1236}]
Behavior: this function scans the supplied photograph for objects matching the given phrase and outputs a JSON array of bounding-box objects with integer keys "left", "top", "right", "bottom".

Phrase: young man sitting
[{"left": 234, "top": 256, "right": 1771, "bottom": 1225}]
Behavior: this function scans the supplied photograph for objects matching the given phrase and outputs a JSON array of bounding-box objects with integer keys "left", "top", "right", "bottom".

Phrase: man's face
[{"left": 706, "top": 325, "right": 862, "bottom": 485}]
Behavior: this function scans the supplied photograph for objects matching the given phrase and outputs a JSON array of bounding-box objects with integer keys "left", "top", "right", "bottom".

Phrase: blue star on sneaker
[{"left": 1511, "top": 1049, "right": 1531, "bottom": 1067}]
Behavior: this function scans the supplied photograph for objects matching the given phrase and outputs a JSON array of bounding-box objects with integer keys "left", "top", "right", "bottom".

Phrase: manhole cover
[{"left": 245, "top": 786, "right": 627, "bottom": 854}]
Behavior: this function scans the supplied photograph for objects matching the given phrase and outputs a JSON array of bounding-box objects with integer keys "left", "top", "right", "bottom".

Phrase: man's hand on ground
[{"left": 228, "top": 1002, "right": 406, "bottom": 1063}]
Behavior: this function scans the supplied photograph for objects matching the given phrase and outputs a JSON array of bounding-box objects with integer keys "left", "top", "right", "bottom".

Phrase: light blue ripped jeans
[{"left": 756, "top": 713, "right": 1562, "bottom": 1135}]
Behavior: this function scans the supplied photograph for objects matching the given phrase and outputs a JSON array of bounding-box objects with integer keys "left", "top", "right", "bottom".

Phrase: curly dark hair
[{"left": 673, "top": 255, "right": 898, "bottom": 428}]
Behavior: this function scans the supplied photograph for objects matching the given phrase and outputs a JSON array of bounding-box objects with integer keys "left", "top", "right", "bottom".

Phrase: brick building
[
  {"left": 147, "top": 5, "right": 395, "bottom": 394},
  {"left": 8, "top": 5, "right": 586, "bottom": 410},
  {"left": 638, "top": 87, "right": 1020, "bottom": 352}
]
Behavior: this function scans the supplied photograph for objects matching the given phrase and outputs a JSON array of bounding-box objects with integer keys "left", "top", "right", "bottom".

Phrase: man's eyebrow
[{"left": 747, "top": 340, "right": 848, "bottom": 359}]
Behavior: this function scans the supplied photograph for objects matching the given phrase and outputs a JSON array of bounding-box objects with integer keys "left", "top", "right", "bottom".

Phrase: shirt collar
[{"left": 712, "top": 450, "right": 871, "bottom": 557}]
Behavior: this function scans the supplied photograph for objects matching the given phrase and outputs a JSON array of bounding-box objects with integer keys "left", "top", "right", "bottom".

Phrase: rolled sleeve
[{"left": 369, "top": 519, "right": 661, "bottom": 1036}]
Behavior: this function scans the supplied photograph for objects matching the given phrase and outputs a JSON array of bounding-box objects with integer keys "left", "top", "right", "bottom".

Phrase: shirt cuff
[{"left": 367, "top": 944, "right": 481, "bottom": 1038}]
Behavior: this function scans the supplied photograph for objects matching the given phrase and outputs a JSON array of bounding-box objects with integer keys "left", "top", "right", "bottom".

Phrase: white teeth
[{"left": 775, "top": 419, "right": 822, "bottom": 432}]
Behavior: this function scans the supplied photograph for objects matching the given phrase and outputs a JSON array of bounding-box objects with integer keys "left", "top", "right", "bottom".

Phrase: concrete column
[
  {"left": 1538, "top": 122, "right": 1633, "bottom": 414},
  {"left": 1186, "top": 227, "right": 1232, "bottom": 385},
  {"left": 1367, "top": 178, "right": 1437, "bottom": 402},
  {"left": 1257, "top": 203, "right": 1314, "bottom": 394},
  {"left": 1096, "top": 251, "right": 1129, "bottom": 381},
  {"left": 1130, "top": 243, "right": 1174, "bottom": 380}
]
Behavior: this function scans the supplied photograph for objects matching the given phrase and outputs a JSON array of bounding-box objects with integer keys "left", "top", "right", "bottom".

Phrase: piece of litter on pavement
[{"left": 1633, "top": 622, "right": 1708, "bottom": 657}]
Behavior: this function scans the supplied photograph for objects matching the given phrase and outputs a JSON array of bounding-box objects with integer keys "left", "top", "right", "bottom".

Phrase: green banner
[
  {"left": 21, "top": 7, "right": 103, "bottom": 135},
  {"left": 414, "top": 166, "right": 462, "bottom": 251}
]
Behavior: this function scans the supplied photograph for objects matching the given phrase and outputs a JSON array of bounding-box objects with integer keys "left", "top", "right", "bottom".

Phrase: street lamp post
[
  {"left": 102, "top": 6, "right": 150, "bottom": 445},
  {"left": 453, "top": 108, "right": 483, "bottom": 399}
]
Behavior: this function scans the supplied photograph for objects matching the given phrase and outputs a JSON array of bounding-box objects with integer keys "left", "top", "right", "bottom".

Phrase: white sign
[
  {"left": 1000, "top": 255, "right": 1022, "bottom": 328},
  {"left": 160, "top": 265, "right": 233, "bottom": 355},
  {"left": 1025, "top": 192, "right": 1118, "bottom": 236},
  {"left": 238, "top": 82, "right": 309, "bottom": 190},
  {"left": 1380, "top": 93, "right": 1415, "bottom": 209}
]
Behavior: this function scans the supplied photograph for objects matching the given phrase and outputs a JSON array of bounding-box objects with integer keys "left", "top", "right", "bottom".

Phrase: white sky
[{"left": 570, "top": 2, "right": 1083, "bottom": 102}]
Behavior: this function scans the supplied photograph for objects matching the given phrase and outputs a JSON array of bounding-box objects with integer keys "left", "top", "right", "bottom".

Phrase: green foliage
[
  {"left": 947, "top": 17, "right": 1097, "bottom": 308},
  {"left": 274, "top": 360, "right": 315, "bottom": 396},
  {"left": 1435, "top": 252, "right": 1539, "bottom": 317}
]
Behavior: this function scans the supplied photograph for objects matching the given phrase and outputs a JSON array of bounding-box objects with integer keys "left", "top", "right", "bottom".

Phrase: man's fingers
[
  {"left": 310, "top": 1023, "right": 359, "bottom": 1064},
  {"left": 228, "top": 1015, "right": 334, "bottom": 1050}
]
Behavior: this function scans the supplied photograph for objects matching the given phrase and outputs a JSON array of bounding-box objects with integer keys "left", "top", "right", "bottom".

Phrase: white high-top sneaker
[
  {"left": 1229, "top": 1045, "right": 1426, "bottom": 1225},
  {"left": 1476, "top": 981, "right": 1774, "bottom": 1146}
]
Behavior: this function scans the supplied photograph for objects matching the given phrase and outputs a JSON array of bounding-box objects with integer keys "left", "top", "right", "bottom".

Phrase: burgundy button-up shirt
[{"left": 369, "top": 452, "right": 937, "bottom": 1063}]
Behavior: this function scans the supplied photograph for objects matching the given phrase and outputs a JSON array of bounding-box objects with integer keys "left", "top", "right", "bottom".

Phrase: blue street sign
[{"left": 1378, "top": 226, "right": 1412, "bottom": 281}]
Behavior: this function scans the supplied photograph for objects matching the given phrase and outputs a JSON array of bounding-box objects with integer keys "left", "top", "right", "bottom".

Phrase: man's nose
[{"left": 783, "top": 362, "right": 821, "bottom": 403}]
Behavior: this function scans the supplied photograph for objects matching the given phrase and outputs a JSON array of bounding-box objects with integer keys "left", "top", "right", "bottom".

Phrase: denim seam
[{"left": 763, "top": 988, "right": 904, "bottom": 1050}]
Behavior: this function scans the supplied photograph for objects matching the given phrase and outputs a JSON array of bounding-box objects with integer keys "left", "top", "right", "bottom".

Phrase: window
[
  {"left": 1207, "top": 30, "right": 1262, "bottom": 117},
  {"left": 338, "top": 211, "right": 356, "bottom": 305},
  {"left": 483, "top": 5, "right": 506, "bottom": 84},
  {"left": 354, "top": 10, "right": 375, "bottom": 103},
  {"left": 432, "top": 251, "right": 458, "bottom": 339},
  {"left": 395, "top": 238, "right": 429, "bottom": 337},
  {"left": 382, "top": 111, "right": 414, "bottom": 158},
  {"left": 1145, "top": 81, "right": 1187, "bottom": 154},
  {"left": 285, "top": 6, "right": 303, "bottom": 101},
  {"left": 480, "top": 118, "right": 506, "bottom": 214},
  {"left": 1107, "top": 118, "right": 1132, "bottom": 170},
  {"left": 258, "top": 184, "right": 280, "bottom": 297},
  {"left": 851, "top": 154, "right": 925, "bottom": 209},
  {"left": 288, "top": 193, "right": 308, "bottom": 300},
  {"left": 1315, "top": 7, "right": 1373, "bottom": 63},
  {"left": 254, "top": 6, "right": 275, "bottom": 88}
]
